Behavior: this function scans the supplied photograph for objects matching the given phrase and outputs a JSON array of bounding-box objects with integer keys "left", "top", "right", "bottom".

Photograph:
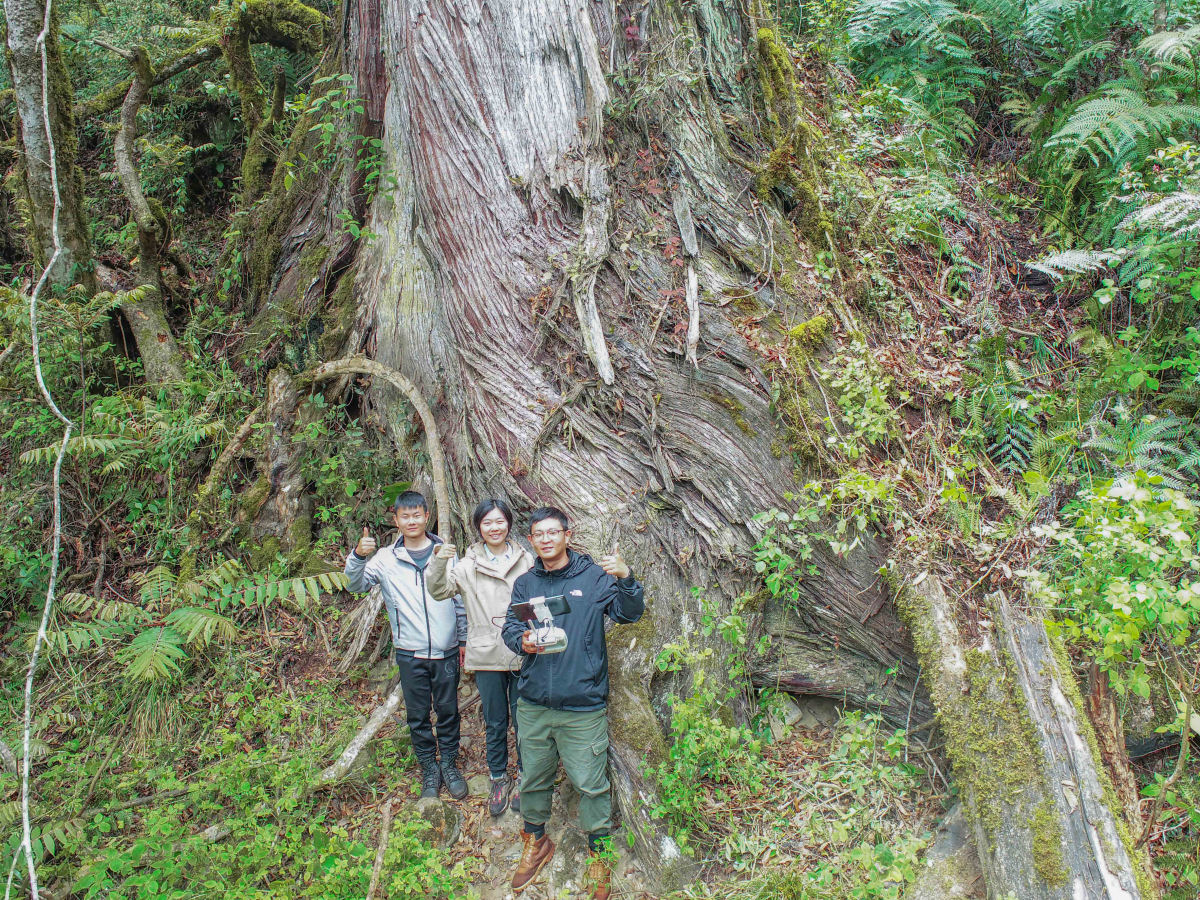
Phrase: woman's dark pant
[{"left": 475, "top": 670, "right": 520, "bottom": 778}]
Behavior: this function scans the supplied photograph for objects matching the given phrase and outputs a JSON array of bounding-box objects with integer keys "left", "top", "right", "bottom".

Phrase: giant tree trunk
[
  {"left": 250, "top": 1, "right": 1147, "bottom": 896},
  {"left": 343, "top": 0, "right": 914, "bottom": 887},
  {"left": 3, "top": 0, "right": 95, "bottom": 292}
]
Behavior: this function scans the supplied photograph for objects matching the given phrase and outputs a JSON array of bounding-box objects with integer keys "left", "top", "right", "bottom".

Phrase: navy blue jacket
[{"left": 501, "top": 550, "right": 644, "bottom": 711}]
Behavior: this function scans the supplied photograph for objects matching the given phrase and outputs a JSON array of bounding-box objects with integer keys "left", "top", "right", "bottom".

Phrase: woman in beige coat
[{"left": 429, "top": 498, "right": 533, "bottom": 816}]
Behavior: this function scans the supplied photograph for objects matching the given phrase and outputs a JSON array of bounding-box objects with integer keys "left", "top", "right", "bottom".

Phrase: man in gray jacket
[{"left": 344, "top": 491, "right": 469, "bottom": 799}]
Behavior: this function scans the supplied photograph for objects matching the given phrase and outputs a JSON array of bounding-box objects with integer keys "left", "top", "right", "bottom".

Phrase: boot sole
[{"left": 512, "top": 844, "right": 554, "bottom": 893}]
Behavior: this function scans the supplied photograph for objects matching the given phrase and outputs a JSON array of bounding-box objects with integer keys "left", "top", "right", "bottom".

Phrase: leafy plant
[{"left": 1027, "top": 472, "right": 1200, "bottom": 699}]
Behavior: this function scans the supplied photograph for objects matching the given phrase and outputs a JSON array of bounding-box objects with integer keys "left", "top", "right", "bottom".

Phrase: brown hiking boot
[
  {"left": 584, "top": 849, "right": 612, "bottom": 900},
  {"left": 511, "top": 829, "right": 554, "bottom": 892}
]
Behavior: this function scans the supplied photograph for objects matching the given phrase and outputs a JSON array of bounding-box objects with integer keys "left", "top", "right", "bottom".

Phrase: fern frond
[
  {"left": 1027, "top": 248, "right": 1124, "bottom": 278},
  {"left": 1138, "top": 25, "right": 1200, "bottom": 64},
  {"left": 1045, "top": 88, "right": 1200, "bottom": 166},
  {"left": 1044, "top": 40, "right": 1116, "bottom": 93},
  {"left": 118, "top": 627, "right": 188, "bottom": 681},
  {"left": 164, "top": 607, "right": 237, "bottom": 648},
  {"left": 1124, "top": 191, "right": 1200, "bottom": 238}
]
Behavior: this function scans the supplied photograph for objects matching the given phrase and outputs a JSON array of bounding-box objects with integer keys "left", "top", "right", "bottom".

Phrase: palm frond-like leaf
[
  {"left": 118, "top": 627, "right": 187, "bottom": 682},
  {"left": 164, "top": 607, "right": 237, "bottom": 648},
  {"left": 135, "top": 564, "right": 177, "bottom": 606}
]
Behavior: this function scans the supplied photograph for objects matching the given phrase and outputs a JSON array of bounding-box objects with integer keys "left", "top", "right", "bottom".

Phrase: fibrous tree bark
[
  {"left": 4, "top": 0, "right": 95, "bottom": 291},
  {"left": 340, "top": 0, "right": 916, "bottom": 886}
]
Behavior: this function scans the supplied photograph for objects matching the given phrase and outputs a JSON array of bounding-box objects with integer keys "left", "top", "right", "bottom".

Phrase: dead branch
[
  {"left": 316, "top": 681, "right": 404, "bottom": 785},
  {"left": 302, "top": 356, "right": 452, "bottom": 537},
  {"left": 195, "top": 404, "right": 262, "bottom": 514},
  {"left": 365, "top": 800, "right": 393, "bottom": 900}
]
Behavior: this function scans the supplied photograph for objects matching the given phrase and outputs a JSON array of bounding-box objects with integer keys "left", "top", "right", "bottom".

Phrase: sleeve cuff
[
  {"left": 618, "top": 573, "right": 636, "bottom": 585},
  {"left": 350, "top": 550, "right": 365, "bottom": 560}
]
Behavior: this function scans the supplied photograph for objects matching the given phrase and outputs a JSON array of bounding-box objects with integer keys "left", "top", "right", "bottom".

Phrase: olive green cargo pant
[{"left": 516, "top": 699, "right": 611, "bottom": 834}]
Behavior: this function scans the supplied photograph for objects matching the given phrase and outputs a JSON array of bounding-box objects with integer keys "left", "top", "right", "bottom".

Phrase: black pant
[
  {"left": 475, "top": 669, "right": 520, "bottom": 778},
  {"left": 395, "top": 652, "right": 461, "bottom": 766}
]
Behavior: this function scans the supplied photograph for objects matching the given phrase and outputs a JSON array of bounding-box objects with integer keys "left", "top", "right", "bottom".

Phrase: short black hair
[
  {"left": 528, "top": 506, "right": 569, "bottom": 532},
  {"left": 472, "top": 498, "right": 514, "bottom": 535},
  {"left": 393, "top": 490, "right": 428, "bottom": 512}
]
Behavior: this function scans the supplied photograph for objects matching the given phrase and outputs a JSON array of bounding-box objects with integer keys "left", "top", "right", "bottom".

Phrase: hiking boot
[
  {"left": 511, "top": 829, "right": 554, "bottom": 892},
  {"left": 419, "top": 762, "right": 441, "bottom": 799},
  {"left": 509, "top": 787, "right": 520, "bottom": 813},
  {"left": 584, "top": 849, "right": 612, "bottom": 900},
  {"left": 488, "top": 775, "right": 512, "bottom": 817},
  {"left": 440, "top": 758, "right": 468, "bottom": 800}
]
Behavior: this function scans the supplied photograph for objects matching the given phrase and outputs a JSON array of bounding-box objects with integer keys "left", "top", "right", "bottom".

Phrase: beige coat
[{"left": 427, "top": 541, "right": 533, "bottom": 671}]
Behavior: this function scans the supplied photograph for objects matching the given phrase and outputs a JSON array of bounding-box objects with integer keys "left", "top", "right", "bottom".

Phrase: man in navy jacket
[{"left": 501, "top": 507, "right": 644, "bottom": 899}]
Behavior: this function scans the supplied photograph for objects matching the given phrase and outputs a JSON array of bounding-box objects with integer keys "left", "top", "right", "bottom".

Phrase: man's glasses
[{"left": 530, "top": 528, "right": 565, "bottom": 540}]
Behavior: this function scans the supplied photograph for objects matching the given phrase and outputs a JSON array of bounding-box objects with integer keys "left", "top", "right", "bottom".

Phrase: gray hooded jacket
[{"left": 344, "top": 533, "right": 467, "bottom": 659}]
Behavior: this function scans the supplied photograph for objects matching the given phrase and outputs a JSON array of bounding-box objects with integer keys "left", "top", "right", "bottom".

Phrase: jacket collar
[
  {"left": 390, "top": 532, "right": 442, "bottom": 566},
  {"left": 469, "top": 541, "right": 529, "bottom": 578},
  {"left": 532, "top": 548, "right": 592, "bottom": 577}
]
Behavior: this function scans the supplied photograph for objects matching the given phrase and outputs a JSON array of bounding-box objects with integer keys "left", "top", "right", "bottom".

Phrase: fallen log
[{"left": 899, "top": 573, "right": 1156, "bottom": 900}]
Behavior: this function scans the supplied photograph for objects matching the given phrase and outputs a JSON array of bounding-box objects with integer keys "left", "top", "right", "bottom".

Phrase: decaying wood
[
  {"left": 316, "top": 681, "right": 403, "bottom": 785},
  {"left": 902, "top": 573, "right": 1150, "bottom": 900},
  {"left": 336, "top": 585, "right": 384, "bottom": 673},
  {"left": 365, "top": 800, "right": 393, "bottom": 900},
  {"left": 1086, "top": 662, "right": 1143, "bottom": 832}
]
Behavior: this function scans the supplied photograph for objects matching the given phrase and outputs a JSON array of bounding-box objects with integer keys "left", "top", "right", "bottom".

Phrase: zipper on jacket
[{"left": 418, "top": 565, "right": 432, "bottom": 659}]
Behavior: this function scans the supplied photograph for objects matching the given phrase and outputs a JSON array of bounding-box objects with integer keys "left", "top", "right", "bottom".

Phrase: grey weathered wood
[
  {"left": 903, "top": 575, "right": 1149, "bottom": 900},
  {"left": 4, "top": 0, "right": 95, "bottom": 290},
  {"left": 995, "top": 591, "right": 1143, "bottom": 900}
]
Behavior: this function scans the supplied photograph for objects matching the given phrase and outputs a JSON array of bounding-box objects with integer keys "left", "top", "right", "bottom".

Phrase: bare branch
[{"left": 302, "top": 356, "right": 453, "bottom": 538}]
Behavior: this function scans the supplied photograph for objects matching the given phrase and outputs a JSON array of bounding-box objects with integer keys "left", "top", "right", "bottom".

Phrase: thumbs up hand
[
  {"left": 598, "top": 545, "right": 630, "bottom": 580},
  {"left": 355, "top": 527, "right": 378, "bottom": 558}
]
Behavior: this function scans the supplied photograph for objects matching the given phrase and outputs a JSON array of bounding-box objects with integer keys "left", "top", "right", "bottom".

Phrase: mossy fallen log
[{"left": 900, "top": 573, "right": 1157, "bottom": 900}]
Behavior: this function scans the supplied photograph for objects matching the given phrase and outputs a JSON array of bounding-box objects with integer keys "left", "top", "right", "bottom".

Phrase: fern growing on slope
[
  {"left": 43, "top": 560, "right": 349, "bottom": 683},
  {"left": 1045, "top": 87, "right": 1200, "bottom": 167},
  {"left": 1082, "top": 411, "right": 1200, "bottom": 490}
]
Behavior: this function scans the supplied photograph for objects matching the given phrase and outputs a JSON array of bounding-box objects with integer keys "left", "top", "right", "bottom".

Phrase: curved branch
[
  {"left": 195, "top": 404, "right": 262, "bottom": 514},
  {"left": 75, "top": 41, "right": 222, "bottom": 121},
  {"left": 111, "top": 47, "right": 158, "bottom": 246},
  {"left": 104, "top": 44, "right": 186, "bottom": 386},
  {"left": 302, "top": 356, "right": 451, "bottom": 537}
]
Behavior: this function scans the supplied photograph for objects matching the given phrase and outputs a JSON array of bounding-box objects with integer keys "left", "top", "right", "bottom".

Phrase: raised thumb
[{"left": 362, "top": 526, "right": 370, "bottom": 538}]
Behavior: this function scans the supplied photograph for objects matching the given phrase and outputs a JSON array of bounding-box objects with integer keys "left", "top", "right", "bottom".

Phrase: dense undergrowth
[{"left": 2, "top": 0, "right": 1199, "bottom": 896}]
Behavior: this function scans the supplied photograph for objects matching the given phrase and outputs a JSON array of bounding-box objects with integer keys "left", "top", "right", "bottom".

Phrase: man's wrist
[{"left": 618, "top": 571, "right": 635, "bottom": 584}]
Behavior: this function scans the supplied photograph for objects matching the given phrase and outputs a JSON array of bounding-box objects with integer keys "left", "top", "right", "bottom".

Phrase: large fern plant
[{"left": 44, "top": 559, "right": 348, "bottom": 682}]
